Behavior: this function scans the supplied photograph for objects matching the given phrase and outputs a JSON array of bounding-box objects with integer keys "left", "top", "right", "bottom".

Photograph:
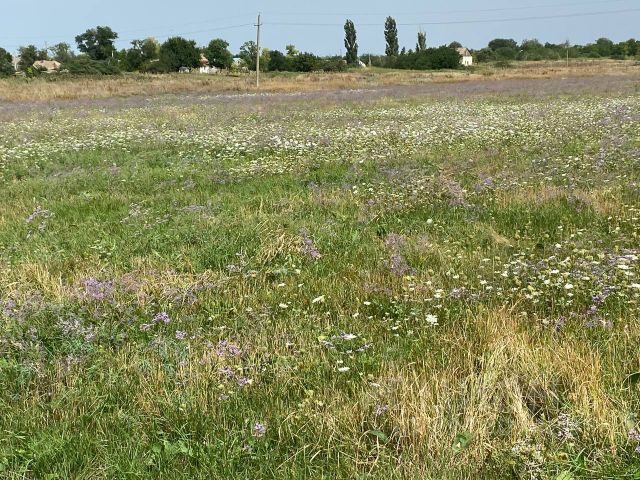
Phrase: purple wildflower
[
  {"left": 384, "top": 233, "right": 407, "bottom": 250},
  {"left": 175, "top": 330, "right": 187, "bottom": 341},
  {"left": 389, "top": 252, "right": 414, "bottom": 277},
  {"left": 300, "top": 229, "right": 322, "bottom": 260},
  {"left": 237, "top": 376, "right": 252, "bottom": 387},
  {"left": 384, "top": 234, "right": 415, "bottom": 276},
  {"left": 82, "top": 278, "right": 115, "bottom": 301},
  {"left": 26, "top": 206, "right": 52, "bottom": 223},
  {"left": 253, "top": 422, "right": 267, "bottom": 438},
  {"left": 216, "top": 340, "right": 242, "bottom": 358},
  {"left": 374, "top": 404, "right": 389, "bottom": 416},
  {"left": 1, "top": 300, "right": 17, "bottom": 319},
  {"left": 153, "top": 312, "right": 171, "bottom": 324}
]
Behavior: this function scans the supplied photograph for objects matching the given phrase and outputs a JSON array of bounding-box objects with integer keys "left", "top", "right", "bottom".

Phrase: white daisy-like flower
[{"left": 426, "top": 314, "right": 439, "bottom": 326}]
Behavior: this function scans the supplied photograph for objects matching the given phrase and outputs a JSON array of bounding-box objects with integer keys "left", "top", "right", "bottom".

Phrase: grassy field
[
  {"left": 0, "top": 74, "right": 639, "bottom": 478},
  {"left": 0, "top": 59, "right": 637, "bottom": 102}
]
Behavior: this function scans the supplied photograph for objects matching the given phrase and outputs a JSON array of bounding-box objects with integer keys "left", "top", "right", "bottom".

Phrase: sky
[{"left": 1, "top": 0, "right": 639, "bottom": 56}]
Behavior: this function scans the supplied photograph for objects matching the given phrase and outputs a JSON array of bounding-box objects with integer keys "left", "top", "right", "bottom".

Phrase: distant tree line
[
  {"left": 475, "top": 37, "right": 640, "bottom": 62},
  {"left": 1, "top": 19, "right": 638, "bottom": 77}
]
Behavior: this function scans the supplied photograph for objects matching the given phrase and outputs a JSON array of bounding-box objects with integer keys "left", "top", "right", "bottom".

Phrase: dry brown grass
[
  {"left": 0, "top": 59, "right": 636, "bottom": 103},
  {"left": 336, "top": 308, "right": 635, "bottom": 477}
]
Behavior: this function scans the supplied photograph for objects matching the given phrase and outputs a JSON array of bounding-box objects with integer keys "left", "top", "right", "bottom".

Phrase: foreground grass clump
[{"left": 0, "top": 80, "right": 639, "bottom": 478}]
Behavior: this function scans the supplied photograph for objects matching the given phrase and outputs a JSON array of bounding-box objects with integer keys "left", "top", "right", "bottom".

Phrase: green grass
[{"left": 0, "top": 85, "right": 639, "bottom": 479}]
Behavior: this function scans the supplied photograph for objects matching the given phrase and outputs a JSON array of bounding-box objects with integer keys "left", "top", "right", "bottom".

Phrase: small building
[
  {"left": 456, "top": 47, "right": 473, "bottom": 67},
  {"left": 33, "top": 60, "right": 62, "bottom": 73},
  {"left": 232, "top": 58, "right": 249, "bottom": 73},
  {"left": 178, "top": 66, "right": 191, "bottom": 73},
  {"left": 199, "top": 65, "right": 219, "bottom": 74},
  {"left": 198, "top": 53, "right": 219, "bottom": 74}
]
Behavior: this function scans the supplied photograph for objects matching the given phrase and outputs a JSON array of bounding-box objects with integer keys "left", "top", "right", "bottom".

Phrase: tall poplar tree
[
  {"left": 344, "top": 20, "right": 358, "bottom": 65},
  {"left": 384, "top": 17, "right": 399, "bottom": 56},
  {"left": 416, "top": 31, "right": 427, "bottom": 52}
]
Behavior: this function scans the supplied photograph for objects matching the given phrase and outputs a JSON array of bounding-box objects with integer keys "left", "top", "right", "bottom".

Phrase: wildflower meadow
[{"left": 0, "top": 75, "right": 639, "bottom": 478}]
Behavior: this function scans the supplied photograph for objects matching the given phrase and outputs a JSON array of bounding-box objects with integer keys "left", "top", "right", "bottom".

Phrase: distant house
[
  {"left": 198, "top": 53, "right": 219, "bottom": 74},
  {"left": 456, "top": 47, "right": 473, "bottom": 67},
  {"left": 33, "top": 60, "right": 62, "bottom": 73},
  {"left": 199, "top": 65, "right": 219, "bottom": 74},
  {"left": 179, "top": 66, "right": 191, "bottom": 73},
  {"left": 232, "top": 57, "right": 249, "bottom": 73}
]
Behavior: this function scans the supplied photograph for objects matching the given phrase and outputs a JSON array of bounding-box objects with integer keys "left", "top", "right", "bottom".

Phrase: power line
[
  {"left": 264, "top": 7, "right": 640, "bottom": 27},
  {"left": 0, "top": 23, "right": 253, "bottom": 48},
  {"left": 262, "top": 0, "right": 635, "bottom": 17},
  {"left": 118, "top": 23, "right": 253, "bottom": 44},
  {"left": 0, "top": 15, "right": 252, "bottom": 41},
  {"left": 116, "top": 14, "right": 254, "bottom": 36},
  {"left": 3, "top": 0, "right": 634, "bottom": 42}
]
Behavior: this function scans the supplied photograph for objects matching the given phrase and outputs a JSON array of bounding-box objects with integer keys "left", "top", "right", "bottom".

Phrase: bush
[
  {"left": 63, "top": 57, "right": 121, "bottom": 75},
  {"left": 140, "top": 61, "right": 168, "bottom": 74},
  {"left": 0, "top": 60, "right": 14, "bottom": 77},
  {"left": 267, "top": 50, "right": 291, "bottom": 72},
  {"left": 394, "top": 47, "right": 461, "bottom": 71},
  {"left": 320, "top": 57, "right": 347, "bottom": 72},
  {"left": 292, "top": 52, "right": 320, "bottom": 72},
  {"left": 495, "top": 60, "right": 513, "bottom": 69}
]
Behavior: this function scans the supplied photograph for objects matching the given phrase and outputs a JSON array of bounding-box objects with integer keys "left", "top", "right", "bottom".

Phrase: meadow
[
  {"left": 0, "top": 73, "right": 639, "bottom": 478},
  {"left": 0, "top": 59, "right": 636, "bottom": 102}
]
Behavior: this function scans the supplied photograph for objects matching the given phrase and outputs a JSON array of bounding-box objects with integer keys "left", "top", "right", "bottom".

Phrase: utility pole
[
  {"left": 255, "top": 13, "right": 262, "bottom": 88},
  {"left": 566, "top": 38, "right": 570, "bottom": 68}
]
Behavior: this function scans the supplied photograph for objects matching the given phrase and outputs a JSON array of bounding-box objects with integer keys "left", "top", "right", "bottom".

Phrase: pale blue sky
[{"left": 1, "top": 0, "right": 638, "bottom": 55}]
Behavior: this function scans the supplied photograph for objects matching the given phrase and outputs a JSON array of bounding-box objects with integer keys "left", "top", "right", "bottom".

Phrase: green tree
[
  {"left": 17, "top": 45, "right": 47, "bottom": 71},
  {"left": 75, "top": 26, "right": 118, "bottom": 60},
  {"left": 519, "top": 39, "right": 545, "bottom": 60},
  {"left": 0, "top": 47, "right": 11, "bottom": 64},
  {"left": 0, "top": 47, "right": 14, "bottom": 76},
  {"left": 293, "top": 52, "right": 320, "bottom": 72},
  {"left": 204, "top": 39, "right": 233, "bottom": 69},
  {"left": 488, "top": 38, "right": 517, "bottom": 50},
  {"left": 344, "top": 20, "right": 358, "bottom": 65},
  {"left": 495, "top": 47, "right": 517, "bottom": 60},
  {"left": 122, "top": 40, "right": 146, "bottom": 71},
  {"left": 239, "top": 41, "right": 269, "bottom": 71},
  {"left": 595, "top": 37, "right": 614, "bottom": 57},
  {"left": 121, "top": 39, "right": 159, "bottom": 72},
  {"left": 239, "top": 41, "right": 257, "bottom": 69},
  {"left": 417, "top": 32, "right": 427, "bottom": 52},
  {"left": 268, "top": 50, "right": 290, "bottom": 71},
  {"left": 429, "top": 47, "right": 462, "bottom": 68},
  {"left": 140, "top": 38, "right": 159, "bottom": 61},
  {"left": 159, "top": 37, "right": 200, "bottom": 71},
  {"left": 49, "top": 43, "right": 73, "bottom": 63},
  {"left": 625, "top": 38, "right": 638, "bottom": 56},
  {"left": 286, "top": 44, "right": 299, "bottom": 57},
  {"left": 384, "top": 17, "right": 399, "bottom": 57},
  {"left": 448, "top": 41, "right": 462, "bottom": 49}
]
